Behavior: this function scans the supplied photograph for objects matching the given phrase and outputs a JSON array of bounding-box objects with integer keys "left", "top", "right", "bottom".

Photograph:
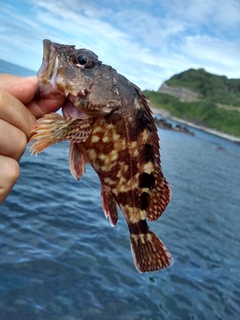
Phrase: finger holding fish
[{"left": 0, "top": 73, "right": 66, "bottom": 204}]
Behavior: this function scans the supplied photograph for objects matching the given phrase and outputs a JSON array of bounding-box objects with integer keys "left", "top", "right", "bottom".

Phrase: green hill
[{"left": 143, "top": 68, "right": 240, "bottom": 137}]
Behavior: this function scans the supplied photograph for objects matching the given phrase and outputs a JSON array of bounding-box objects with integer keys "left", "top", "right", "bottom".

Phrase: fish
[{"left": 30, "top": 39, "right": 174, "bottom": 273}]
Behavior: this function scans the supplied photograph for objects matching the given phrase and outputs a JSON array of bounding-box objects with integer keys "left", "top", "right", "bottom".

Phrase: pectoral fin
[
  {"left": 69, "top": 142, "right": 87, "bottom": 180},
  {"left": 101, "top": 188, "right": 118, "bottom": 226},
  {"left": 30, "top": 113, "right": 91, "bottom": 155}
]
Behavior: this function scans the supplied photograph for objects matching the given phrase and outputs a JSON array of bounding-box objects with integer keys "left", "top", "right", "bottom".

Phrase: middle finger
[
  {"left": 0, "top": 89, "right": 36, "bottom": 137},
  {"left": 0, "top": 119, "right": 27, "bottom": 161}
]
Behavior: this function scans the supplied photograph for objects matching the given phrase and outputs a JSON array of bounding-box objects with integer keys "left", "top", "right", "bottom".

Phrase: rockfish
[{"left": 30, "top": 39, "right": 173, "bottom": 273}]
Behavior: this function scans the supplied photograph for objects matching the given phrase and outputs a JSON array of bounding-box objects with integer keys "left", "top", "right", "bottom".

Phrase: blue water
[
  {"left": 0, "top": 59, "right": 35, "bottom": 77},
  {"left": 0, "top": 60, "right": 240, "bottom": 319}
]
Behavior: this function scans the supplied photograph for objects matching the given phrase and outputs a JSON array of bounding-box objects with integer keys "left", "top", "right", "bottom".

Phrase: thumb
[{"left": 27, "top": 94, "right": 65, "bottom": 119}]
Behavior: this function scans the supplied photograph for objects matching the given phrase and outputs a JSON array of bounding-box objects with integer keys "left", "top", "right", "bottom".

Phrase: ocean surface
[{"left": 0, "top": 59, "right": 240, "bottom": 320}]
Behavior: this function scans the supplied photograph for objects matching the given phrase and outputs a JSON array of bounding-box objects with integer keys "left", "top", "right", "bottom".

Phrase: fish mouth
[
  {"left": 36, "top": 39, "right": 63, "bottom": 99},
  {"left": 37, "top": 40, "right": 57, "bottom": 85},
  {"left": 37, "top": 39, "right": 76, "bottom": 90}
]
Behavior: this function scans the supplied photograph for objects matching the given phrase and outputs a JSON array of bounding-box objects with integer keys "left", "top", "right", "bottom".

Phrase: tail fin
[{"left": 129, "top": 221, "right": 173, "bottom": 273}]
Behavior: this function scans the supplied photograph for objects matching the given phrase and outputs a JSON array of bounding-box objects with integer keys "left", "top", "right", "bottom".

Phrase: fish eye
[
  {"left": 72, "top": 50, "right": 97, "bottom": 69},
  {"left": 76, "top": 54, "right": 88, "bottom": 66}
]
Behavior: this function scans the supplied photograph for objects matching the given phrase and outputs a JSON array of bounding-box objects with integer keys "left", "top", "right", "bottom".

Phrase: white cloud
[
  {"left": 163, "top": 0, "right": 240, "bottom": 27},
  {"left": 180, "top": 35, "right": 240, "bottom": 77},
  {"left": 0, "top": 0, "right": 239, "bottom": 91}
]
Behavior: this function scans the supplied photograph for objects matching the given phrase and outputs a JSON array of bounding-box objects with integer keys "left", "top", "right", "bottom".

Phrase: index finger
[
  {"left": 0, "top": 74, "right": 65, "bottom": 119},
  {"left": 0, "top": 74, "right": 37, "bottom": 104}
]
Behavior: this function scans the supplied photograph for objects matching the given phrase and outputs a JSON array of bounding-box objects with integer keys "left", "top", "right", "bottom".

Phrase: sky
[{"left": 0, "top": 0, "right": 240, "bottom": 90}]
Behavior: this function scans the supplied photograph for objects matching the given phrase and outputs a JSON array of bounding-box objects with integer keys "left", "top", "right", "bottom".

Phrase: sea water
[{"left": 0, "top": 59, "right": 240, "bottom": 319}]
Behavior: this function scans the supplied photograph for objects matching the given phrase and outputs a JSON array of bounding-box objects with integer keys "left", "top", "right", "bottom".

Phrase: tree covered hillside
[
  {"left": 143, "top": 68, "right": 240, "bottom": 137},
  {"left": 166, "top": 68, "right": 240, "bottom": 106}
]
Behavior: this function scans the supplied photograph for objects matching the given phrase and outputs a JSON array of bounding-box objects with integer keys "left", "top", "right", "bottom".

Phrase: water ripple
[{"left": 0, "top": 125, "right": 240, "bottom": 319}]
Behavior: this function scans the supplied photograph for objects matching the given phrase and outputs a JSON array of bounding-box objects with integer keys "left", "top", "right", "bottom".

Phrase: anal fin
[
  {"left": 69, "top": 142, "right": 87, "bottom": 180},
  {"left": 101, "top": 188, "right": 118, "bottom": 226}
]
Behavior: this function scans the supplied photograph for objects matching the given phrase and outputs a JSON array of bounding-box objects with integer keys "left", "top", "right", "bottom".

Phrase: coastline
[{"left": 150, "top": 104, "right": 240, "bottom": 143}]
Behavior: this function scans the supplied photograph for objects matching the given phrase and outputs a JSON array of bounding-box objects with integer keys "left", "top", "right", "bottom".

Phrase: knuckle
[
  {"left": 0, "top": 158, "right": 20, "bottom": 204},
  {"left": 0, "top": 90, "right": 8, "bottom": 111},
  {"left": 0, "top": 90, "right": 13, "bottom": 119},
  {"left": 6, "top": 158, "right": 20, "bottom": 183},
  {"left": 15, "top": 132, "right": 27, "bottom": 157}
]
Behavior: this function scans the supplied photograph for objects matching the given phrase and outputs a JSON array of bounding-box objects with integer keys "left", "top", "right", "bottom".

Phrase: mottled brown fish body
[{"left": 30, "top": 40, "right": 173, "bottom": 273}]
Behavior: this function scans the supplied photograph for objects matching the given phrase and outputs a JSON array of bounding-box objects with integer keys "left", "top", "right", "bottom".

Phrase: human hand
[{"left": 0, "top": 74, "right": 65, "bottom": 204}]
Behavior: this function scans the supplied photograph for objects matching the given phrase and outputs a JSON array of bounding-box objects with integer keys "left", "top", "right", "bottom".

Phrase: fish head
[
  {"left": 37, "top": 39, "right": 101, "bottom": 99},
  {"left": 37, "top": 39, "right": 119, "bottom": 119}
]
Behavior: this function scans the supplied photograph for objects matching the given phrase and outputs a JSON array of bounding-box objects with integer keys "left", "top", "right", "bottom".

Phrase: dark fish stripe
[
  {"left": 117, "top": 190, "right": 135, "bottom": 206},
  {"left": 140, "top": 192, "right": 150, "bottom": 210},
  {"left": 136, "top": 107, "right": 154, "bottom": 133},
  {"left": 141, "top": 143, "right": 155, "bottom": 163},
  {"left": 139, "top": 172, "right": 155, "bottom": 189},
  {"left": 128, "top": 219, "right": 149, "bottom": 235}
]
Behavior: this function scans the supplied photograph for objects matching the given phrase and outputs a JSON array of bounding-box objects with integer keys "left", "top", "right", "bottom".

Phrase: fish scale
[{"left": 30, "top": 39, "right": 174, "bottom": 273}]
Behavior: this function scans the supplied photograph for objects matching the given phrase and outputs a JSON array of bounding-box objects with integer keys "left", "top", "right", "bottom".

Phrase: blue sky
[{"left": 0, "top": 0, "right": 240, "bottom": 90}]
